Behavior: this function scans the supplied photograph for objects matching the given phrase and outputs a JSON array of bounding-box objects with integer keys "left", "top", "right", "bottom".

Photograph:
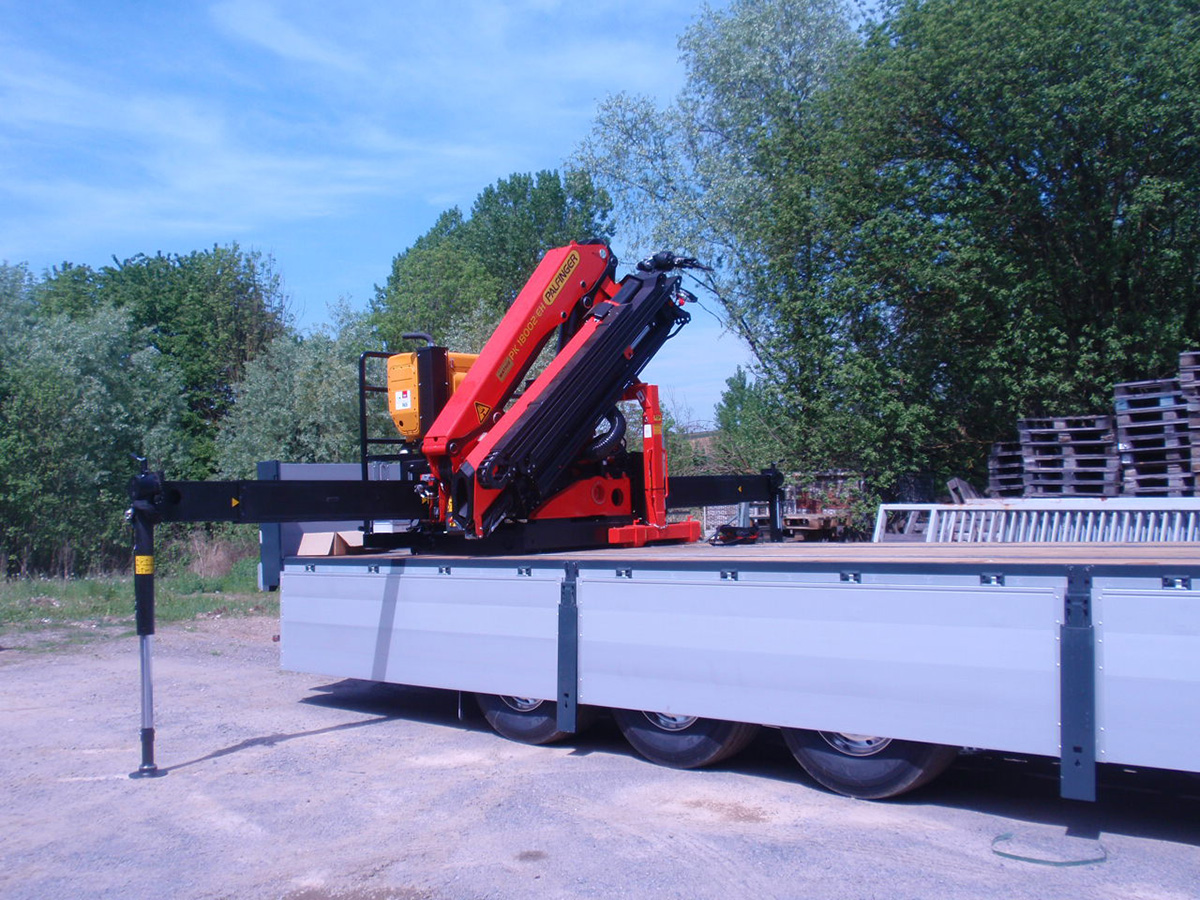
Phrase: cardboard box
[{"left": 295, "top": 530, "right": 365, "bottom": 556}]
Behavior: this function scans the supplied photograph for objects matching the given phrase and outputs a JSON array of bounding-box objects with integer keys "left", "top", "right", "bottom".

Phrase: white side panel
[
  {"left": 281, "top": 565, "right": 561, "bottom": 700},
  {"left": 577, "top": 577, "right": 1061, "bottom": 755},
  {"left": 1096, "top": 579, "right": 1200, "bottom": 771}
]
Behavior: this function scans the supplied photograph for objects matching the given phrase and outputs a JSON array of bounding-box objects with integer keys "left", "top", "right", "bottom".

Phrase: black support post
[
  {"left": 1060, "top": 566, "right": 1096, "bottom": 801},
  {"left": 256, "top": 461, "right": 283, "bottom": 591},
  {"left": 556, "top": 562, "right": 580, "bottom": 734},
  {"left": 764, "top": 466, "right": 785, "bottom": 543},
  {"left": 128, "top": 464, "right": 166, "bottom": 779}
]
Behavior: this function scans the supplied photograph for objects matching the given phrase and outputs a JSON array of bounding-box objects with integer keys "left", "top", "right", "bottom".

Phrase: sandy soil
[{"left": 1, "top": 615, "right": 1197, "bottom": 900}]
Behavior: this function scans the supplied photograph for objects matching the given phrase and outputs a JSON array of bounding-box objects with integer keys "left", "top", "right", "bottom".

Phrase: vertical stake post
[
  {"left": 1060, "top": 566, "right": 1096, "bottom": 801},
  {"left": 128, "top": 461, "right": 167, "bottom": 779}
]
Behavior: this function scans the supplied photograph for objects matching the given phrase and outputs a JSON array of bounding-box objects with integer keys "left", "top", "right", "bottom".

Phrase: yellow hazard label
[
  {"left": 134, "top": 555, "right": 155, "bottom": 576},
  {"left": 475, "top": 402, "right": 493, "bottom": 424}
]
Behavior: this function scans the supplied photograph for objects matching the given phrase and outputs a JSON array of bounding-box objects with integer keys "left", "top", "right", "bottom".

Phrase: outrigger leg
[{"left": 127, "top": 458, "right": 166, "bottom": 779}]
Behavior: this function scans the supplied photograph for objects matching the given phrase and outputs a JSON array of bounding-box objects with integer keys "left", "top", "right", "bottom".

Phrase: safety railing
[{"left": 873, "top": 498, "right": 1200, "bottom": 543}]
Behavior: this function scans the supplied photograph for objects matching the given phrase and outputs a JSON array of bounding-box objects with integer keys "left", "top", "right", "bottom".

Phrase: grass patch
[{"left": 0, "top": 556, "right": 277, "bottom": 651}]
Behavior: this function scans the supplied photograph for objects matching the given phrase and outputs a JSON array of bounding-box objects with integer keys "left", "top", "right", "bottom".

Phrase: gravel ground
[{"left": 1, "top": 615, "right": 1198, "bottom": 900}]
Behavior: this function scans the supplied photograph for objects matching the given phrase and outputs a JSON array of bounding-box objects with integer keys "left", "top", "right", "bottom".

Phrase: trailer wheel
[
  {"left": 781, "top": 728, "right": 958, "bottom": 799},
  {"left": 474, "top": 694, "right": 568, "bottom": 745},
  {"left": 613, "top": 709, "right": 759, "bottom": 769}
]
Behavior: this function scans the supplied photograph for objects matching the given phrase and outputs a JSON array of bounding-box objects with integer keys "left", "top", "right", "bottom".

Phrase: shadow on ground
[{"left": 296, "top": 677, "right": 1200, "bottom": 849}]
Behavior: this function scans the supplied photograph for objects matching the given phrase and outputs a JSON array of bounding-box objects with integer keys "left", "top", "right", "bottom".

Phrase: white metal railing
[{"left": 873, "top": 498, "right": 1200, "bottom": 543}]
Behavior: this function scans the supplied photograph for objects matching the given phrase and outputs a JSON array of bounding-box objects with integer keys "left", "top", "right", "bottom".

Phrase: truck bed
[{"left": 280, "top": 540, "right": 1200, "bottom": 799}]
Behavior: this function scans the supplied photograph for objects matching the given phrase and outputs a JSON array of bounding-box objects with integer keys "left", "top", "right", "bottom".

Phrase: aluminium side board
[{"left": 279, "top": 542, "right": 1200, "bottom": 799}]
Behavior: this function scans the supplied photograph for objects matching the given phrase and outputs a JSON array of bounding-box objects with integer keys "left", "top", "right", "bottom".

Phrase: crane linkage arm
[
  {"left": 421, "top": 241, "right": 619, "bottom": 482},
  {"left": 453, "top": 265, "right": 691, "bottom": 537}
]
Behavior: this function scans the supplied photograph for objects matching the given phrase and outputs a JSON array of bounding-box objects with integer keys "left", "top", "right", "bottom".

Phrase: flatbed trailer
[{"left": 279, "top": 541, "right": 1200, "bottom": 801}]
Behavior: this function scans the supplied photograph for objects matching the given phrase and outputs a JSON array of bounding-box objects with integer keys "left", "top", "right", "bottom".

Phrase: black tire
[
  {"left": 474, "top": 694, "right": 568, "bottom": 745},
  {"left": 782, "top": 728, "right": 958, "bottom": 799},
  {"left": 612, "top": 709, "right": 760, "bottom": 769}
]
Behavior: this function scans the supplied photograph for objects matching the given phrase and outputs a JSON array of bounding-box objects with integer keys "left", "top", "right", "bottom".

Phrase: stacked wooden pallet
[
  {"left": 1017, "top": 416, "right": 1119, "bottom": 497},
  {"left": 983, "top": 350, "right": 1200, "bottom": 500},
  {"left": 1114, "top": 378, "right": 1195, "bottom": 497},
  {"left": 986, "top": 442, "right": 1024, "bottom": 497},
  {"left": 1180, "top": 350, "right": 1200, "bottom": 480}
]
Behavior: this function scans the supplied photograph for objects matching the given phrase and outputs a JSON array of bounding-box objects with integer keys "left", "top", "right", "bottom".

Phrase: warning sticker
[
  {"left": 396, "top": 390, "right": 412, "bottom": 411},
  {"left": 134, "top": 555, "right": 155, "bottom": 576},
  {"left": 475, "top": 402, "right": 493, "bottom": 424}
]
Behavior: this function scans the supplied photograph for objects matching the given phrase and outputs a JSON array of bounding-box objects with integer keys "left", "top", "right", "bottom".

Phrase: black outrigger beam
[{"left": 123, "top": 460, "right": 781, "bottom": 776}]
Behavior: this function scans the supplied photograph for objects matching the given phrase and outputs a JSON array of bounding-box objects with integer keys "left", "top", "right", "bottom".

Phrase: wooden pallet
[
  {"left": 1120, "top": 445, "right": 1191, "bottom": 465},
  {"left": 1114, "top": 378, "right": 1184, "bottom": 405},
  {"left": 1115, "top": 378, "right": 1195, "bottom": 496},
  {"left": 1017, "top": 415, "right": 1114, "bottom": 434},
  {"left": 1024, "top": 481, "right": 1120, "bottom": 498},
  {"left": 1120, "top": 424, "right": 1191, "bottom": 444},
  {"left": 1121, "top": 473, "right": 1196, "bottom": 497},
  {"left": 1178, "top": 349, "right": 1200, "bottom": 381},
  {"left": 987, "top": 441, "right": 1024, "bottom": 497},
  {"left": 1023, "top": 458, "right": 1119, "bottom": 474},
  {"left": 1017, "top": 415, "right": 1118, "bottom": 498},
  {"left": 1180, "top": 350, "right": 1200, "bottom": 475}
]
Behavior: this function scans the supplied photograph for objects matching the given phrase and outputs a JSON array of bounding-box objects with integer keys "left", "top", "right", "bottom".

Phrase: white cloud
[
  {"left": 209, "top": 0, "right": 366, "bottom": 75},
  {"left": 0, "top": 1, "right": 756, "bottom": 404},
  {"left": 0, "top": 1, "right": 706, "bottom": 280}
]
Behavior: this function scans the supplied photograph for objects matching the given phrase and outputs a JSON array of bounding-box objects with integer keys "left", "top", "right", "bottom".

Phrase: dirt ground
[{"left": 2, "top": 615, "right": 1198, "bottom": 900}]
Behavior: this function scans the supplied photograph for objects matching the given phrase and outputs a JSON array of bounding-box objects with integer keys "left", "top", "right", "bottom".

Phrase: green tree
[
  {"left": 371, "top": 169, "right": 613, "bottom": 349},
  {"left": 28, "top": 261, "right": 99, "bottom": 317},
  {"left": 584, "top": 0, "right": 1200, "bottom": 492},
  {"left": 710, "top": 368, "right": 797, "bottom": 474},
  {"left": 463, "top": 169, "right": 614, "bottom": 298},
  {"left": 35, "top": 244, "right": 290, "bottom": 477},
  {"left": 575, "top": 0, "right": 855, "bottom": 369},
  {"left": 216, "top": 307, "right": 375, "bottom": 478},
  {"left": 371, "top": 220, "right": 505, "bottom": 349},
  {"left": 773, "top": 0, "right": 1200, "bottom": 486},
  {"left": 0, "top": 303, "right": 187, "bottom": 574}
]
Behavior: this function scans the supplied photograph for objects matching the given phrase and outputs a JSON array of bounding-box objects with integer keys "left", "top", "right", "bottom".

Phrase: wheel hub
[
  {"left": 641, "top": 711, "right": 698, "bottom": 732},
  {"left": 499, "top": 696, "right": 544, "bottom": 713},
  {"left": 818, "top": 731, "right": 893, "bottom": 757}
]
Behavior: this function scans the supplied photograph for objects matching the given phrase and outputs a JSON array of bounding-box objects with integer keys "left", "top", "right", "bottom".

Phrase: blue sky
[{"left": 0, "top": 0, "right": 755, "bottom": 424}]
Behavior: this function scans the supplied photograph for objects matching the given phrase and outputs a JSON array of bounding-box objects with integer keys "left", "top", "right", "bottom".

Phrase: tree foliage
[
  {"left": 583, "top": 0, "right": 1200, "bottom": 492},
  {"left": 35, "top": 244, "right": 290, "bottom": 477},
  {"left": 216, "top": 307, "right": 375, "bottom": 478},
  {"left": 0, "top": 297, "right": 187, "bottom": 574},
  {"left": 371, "top": 169, "right": 613, "bottom": 349},
  {"left": 779, "top": 0, "right": 1200, "bottom": 486},
  {"left": 0, "top": 246, "right": 287, "bottom": 574},
  {"left": 710, "top": 367, "right": 798, "bottom": 473},
  {"left": 575, "top": 0, "right": 855, "bottom": 365}
]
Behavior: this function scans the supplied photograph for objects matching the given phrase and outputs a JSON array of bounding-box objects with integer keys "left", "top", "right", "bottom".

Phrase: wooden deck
[{"left": 341, "top": 540, "right": 1200, "bottom": 570}]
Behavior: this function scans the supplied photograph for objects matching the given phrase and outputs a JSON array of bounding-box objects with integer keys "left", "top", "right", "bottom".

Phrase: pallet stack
[
  {"left": 1180, "top": 351, "right": 1200, "bottom": 482},
  {"left": 1114, "top": 378, "right": 1195, "bottom": 497},
  {"left": 983, "top": 350, "right": 1200, "bottom": 500},
  {"left": 1016, "top": 416, "right": 1119, "bottom": 497},
  {"left": 986, "top": 442, "right": 1025, "bottom": 497}
]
